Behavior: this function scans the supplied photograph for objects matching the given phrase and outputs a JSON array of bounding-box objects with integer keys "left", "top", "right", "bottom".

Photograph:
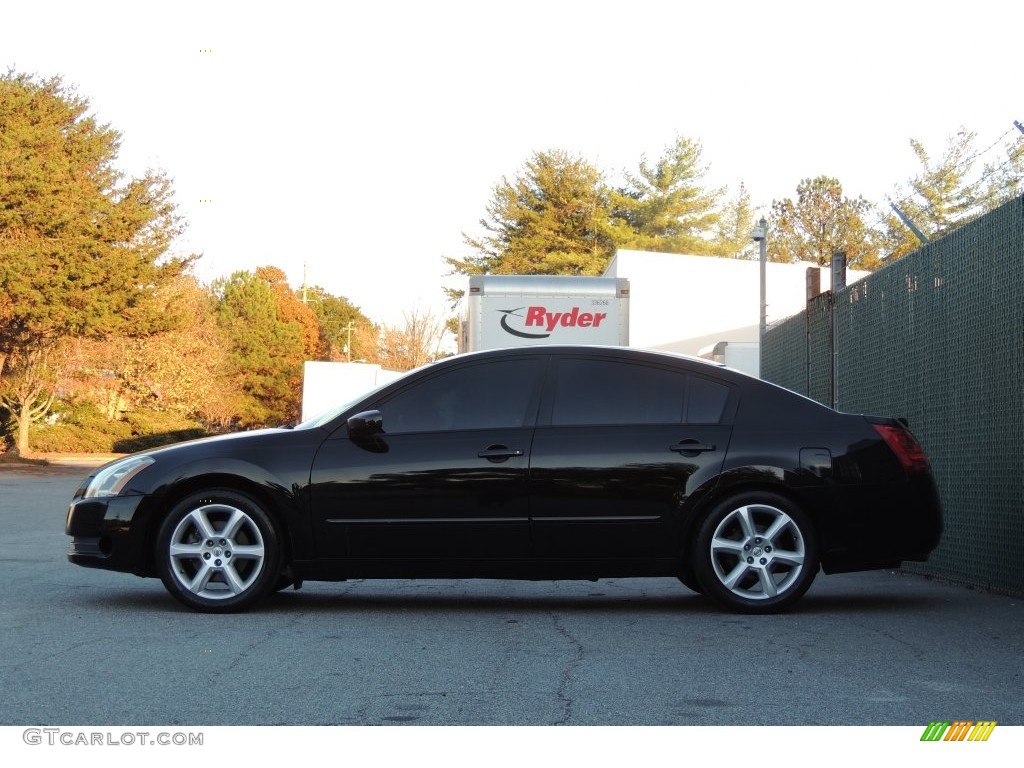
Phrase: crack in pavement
[
  {"left": 220, "top": 607, "right": 312, "bottom": 674},
  {"left": 549, "top": 611, "right": 584, "bottom": 725}
]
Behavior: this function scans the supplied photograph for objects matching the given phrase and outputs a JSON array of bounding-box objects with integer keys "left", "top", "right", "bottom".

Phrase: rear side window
[
  {"left": 551, "top": 358, "right": 686, "bottom": 425},
  {"left": 687, "top": 376, "right": 730, "bottom": 424},
  {"left": 379, "top": 358, "right": 542, "bottom": 434},
  {"left": 550, "top": 358, "right": 732, "bottom": 426}
]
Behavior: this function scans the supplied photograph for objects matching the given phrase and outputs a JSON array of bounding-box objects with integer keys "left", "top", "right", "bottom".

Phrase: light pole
[{"left": 752, "top": 217, "right": 768, "bottom": 341}]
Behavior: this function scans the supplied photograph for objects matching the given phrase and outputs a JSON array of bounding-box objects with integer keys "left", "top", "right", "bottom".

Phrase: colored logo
[
  {"left": 498, "top": 308, "right": 550, "bottom": 339},
  {"left": 497, "top": 306, "right": 610, "bottom": 339},
  {"left": 920, "top": 721, "right": 997, "bottom": 741}
]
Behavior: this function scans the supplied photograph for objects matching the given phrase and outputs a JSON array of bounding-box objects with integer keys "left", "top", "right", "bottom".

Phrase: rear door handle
[
  {"left": 478, "top": 445, "right": 524, "bottom": 461},
  {"left": 670, "top": 440, "right": 716, "bottom": 455}
]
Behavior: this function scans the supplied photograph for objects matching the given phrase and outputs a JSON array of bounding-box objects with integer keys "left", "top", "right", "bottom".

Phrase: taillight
[{"left": 872, "top": 423, "right": 929, "bottom": 473}]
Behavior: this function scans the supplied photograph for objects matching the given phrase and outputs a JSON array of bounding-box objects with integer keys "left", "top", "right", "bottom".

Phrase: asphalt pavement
[{"left": 1, "top": 463, "right": 1021, "bottom": 726}]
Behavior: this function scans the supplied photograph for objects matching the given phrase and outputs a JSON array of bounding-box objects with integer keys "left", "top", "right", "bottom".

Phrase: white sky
[{"left": 2, "top": 0, "right": 1021, "bottom": 326}]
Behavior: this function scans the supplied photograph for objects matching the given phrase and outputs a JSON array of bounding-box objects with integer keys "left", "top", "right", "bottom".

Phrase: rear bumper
[
  {"left": 66, "top": 494, "right": 151, "bottom": 575},
  {"left": 817, "top": 473, "right": 942, "bottom": 574}
]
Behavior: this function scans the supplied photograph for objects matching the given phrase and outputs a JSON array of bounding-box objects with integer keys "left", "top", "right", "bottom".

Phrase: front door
[{"left": 309, "top": 356, "right": 545, "bottom": 562}]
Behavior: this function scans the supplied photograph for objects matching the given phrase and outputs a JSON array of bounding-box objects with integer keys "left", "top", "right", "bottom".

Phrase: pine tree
[
  {"left": 446, "top": 149, "right": 615, "bottom": 279},
  {"left": 712, "top": 182, "right": 758, "bottom": 259},
  {"left": 213, "top": 270, "right": 304, "bottom": 427},
  {"left": 0, "top": 71, "right": 189, "bottom": 450},
  {"left": 880, "top": 129, "right": 987, "bottom": 260},
  {"left": 608, "top": 135, "right": 723, "bottom": 255}
]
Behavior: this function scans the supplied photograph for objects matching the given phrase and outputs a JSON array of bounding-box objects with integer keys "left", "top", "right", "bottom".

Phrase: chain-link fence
[{"left": 762, "top": 195, "right": 1024, "bottom": 595}]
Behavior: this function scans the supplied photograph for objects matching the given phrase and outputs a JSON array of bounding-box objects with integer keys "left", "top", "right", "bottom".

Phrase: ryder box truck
[{"left": 459, "top": 275, "right": 630, "bottom": 352}]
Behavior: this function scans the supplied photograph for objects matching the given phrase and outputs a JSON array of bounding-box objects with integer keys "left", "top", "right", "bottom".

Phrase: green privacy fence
[{"left": 761, "top": 195, "right": 1024, "bottom": 596}]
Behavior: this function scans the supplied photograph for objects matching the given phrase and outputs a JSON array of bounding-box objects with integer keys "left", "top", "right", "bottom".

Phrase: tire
[
  {"left": 692, "top": 491, "right": 819, "bottom": 614},
  {"left": 155, "top": 489, "right": 282, "bottom": 613}
]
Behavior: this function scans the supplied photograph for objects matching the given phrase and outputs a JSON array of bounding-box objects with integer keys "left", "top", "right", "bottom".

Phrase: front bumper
[{"left": 66, "top": 494, "right": 152, "bottom": 575}]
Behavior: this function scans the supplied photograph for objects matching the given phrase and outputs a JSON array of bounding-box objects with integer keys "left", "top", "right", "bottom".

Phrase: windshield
[
  {"left": 294, "top": 362, "right": 434, "bottom": 430},
  {"left": 295, "top": 378, "right": 396, "bottom": 430}
]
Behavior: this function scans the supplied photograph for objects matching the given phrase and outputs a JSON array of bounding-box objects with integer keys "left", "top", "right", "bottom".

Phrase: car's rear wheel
[
  {"left": 693, "top": 491, "right": 818, "bottom": 613},
  {"left": 155, "top": 489, "right": 282, "bottom": 613}
]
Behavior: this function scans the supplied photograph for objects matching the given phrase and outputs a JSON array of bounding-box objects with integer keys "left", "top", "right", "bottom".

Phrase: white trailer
[{"left": 460, "top": 275, "right": 630, "bottom": 352}]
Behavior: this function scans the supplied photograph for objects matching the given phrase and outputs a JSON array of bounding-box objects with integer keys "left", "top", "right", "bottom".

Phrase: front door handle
[
  {"left": 670, "top": 439, "right": 716, "bottom": 455},
  {"left": 478, "top": 445, "right": 524, "bottom": 462}
]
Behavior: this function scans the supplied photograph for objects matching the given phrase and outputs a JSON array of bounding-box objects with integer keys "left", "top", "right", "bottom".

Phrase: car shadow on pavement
[
  {"left": 259, "top": 589, "right": 945, "bottom": 616},
  {"left": 67, "top": 580, "right": 951, "bottom": 617}
]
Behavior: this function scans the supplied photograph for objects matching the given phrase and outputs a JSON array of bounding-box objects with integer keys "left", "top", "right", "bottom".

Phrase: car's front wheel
[
  {"left": 692, "top": 491, "right": 819, "bottom": 614},
  {"left": 155, "top": 489, "right": 282, "bottom": 613}
]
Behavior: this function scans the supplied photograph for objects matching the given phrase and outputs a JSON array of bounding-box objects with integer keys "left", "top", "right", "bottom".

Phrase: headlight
[{"left": 83, "top": 455, "right": 155, "bottom": 498}]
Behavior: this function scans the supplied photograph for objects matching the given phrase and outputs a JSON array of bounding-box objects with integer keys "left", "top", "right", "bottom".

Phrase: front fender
[{"left": 131, "top": 453, "right": 317, "bottom": 576}]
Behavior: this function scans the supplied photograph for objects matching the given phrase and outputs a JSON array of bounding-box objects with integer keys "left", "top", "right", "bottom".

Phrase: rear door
[{"left": 529, "top": 353, "right": 734, "bottom": 559}]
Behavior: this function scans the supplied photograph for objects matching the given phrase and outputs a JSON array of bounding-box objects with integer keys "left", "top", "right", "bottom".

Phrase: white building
[{"left": 603, "top": 249, "right": 868, "bottom": 375}]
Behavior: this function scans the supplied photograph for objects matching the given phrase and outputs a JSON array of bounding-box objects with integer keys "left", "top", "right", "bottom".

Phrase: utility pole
[
  {"left": 300, "top": 262, "right": 311, "bottom": 304},
  {"left": 343, "top": 321, "right": 356, "bottom": 362}
]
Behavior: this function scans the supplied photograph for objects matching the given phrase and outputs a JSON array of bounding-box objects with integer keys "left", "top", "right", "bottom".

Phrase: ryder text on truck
[{"left": 460, "top": 275, "right": 630, "bottom": 352}]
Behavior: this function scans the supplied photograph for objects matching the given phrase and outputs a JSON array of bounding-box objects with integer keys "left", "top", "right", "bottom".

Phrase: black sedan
[{"left": 66, "top": 346, "right": 942, "bottom": 614}]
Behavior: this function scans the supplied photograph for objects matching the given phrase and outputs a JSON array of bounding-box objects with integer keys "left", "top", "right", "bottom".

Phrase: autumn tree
[
  {"left": 609, "top": 135, "right": 723, "bottom": 255},
  {"left": 302, "top": 286, "right": 377, "bottom": 362},
  {"left": 256, "top": 266, "right": 328, "bottom": 361},
  {"left": 65, "top": 276, "right": 230, "bottom": 424},
  {"left": 447, "top": 149, "right": 615, "bottom": 280},
  {"left": 0, "top": 71, "right": 189, "bottom": 450},
  {"left": 376, "top": 307, "right": 447, "bottom": 372},
  {"left": 768, "top": 176, "right": 880, "bottom": 269},
  {"left": 145, "top": 276, "right": 231, "bottom": 421},
  {"left": 0, "top": 345, "right": 57, "bottom": 454}
]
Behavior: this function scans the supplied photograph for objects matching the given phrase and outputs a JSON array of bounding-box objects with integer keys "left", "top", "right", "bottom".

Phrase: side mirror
[{"left": 347, "top": 410, "right": 383, "bottom": 439}]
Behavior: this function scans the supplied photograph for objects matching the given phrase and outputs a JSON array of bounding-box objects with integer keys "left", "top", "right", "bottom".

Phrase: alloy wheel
[
  {"left": 167, "top": 503, "right": 266, "bottom": 600},
  {"left": 708, "top": 502, "right": 807, "bottom": 601}
]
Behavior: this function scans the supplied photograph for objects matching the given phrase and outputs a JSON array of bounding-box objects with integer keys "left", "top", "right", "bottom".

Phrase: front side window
[{"left": 379, "top": 358, "right": 543, "bottom": 434}]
